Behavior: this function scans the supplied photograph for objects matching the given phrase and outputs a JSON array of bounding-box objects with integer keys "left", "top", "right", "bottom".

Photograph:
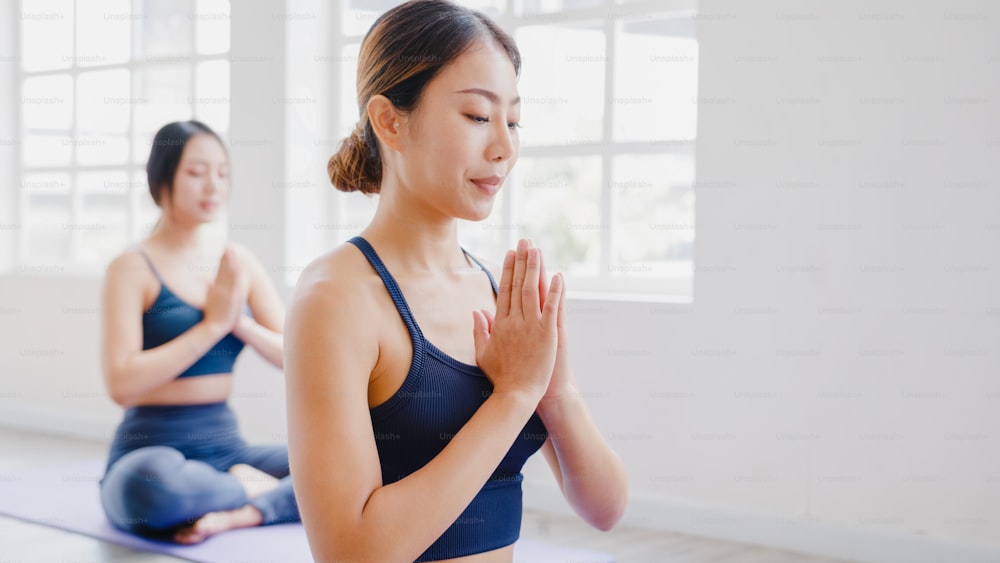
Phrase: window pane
[
  {"left": 458, "top": 0, "right": 505, "bottom": 16},
  {"left": 133, "top": 65, "right": 194, "bottom": 163},
  {"left": 135, "top": 0, "right": 194, "bottom": 60},
  {"left": 338, "top": 192, "right": 378, "bottom": 241},
  {"left": 513, "top": 157, "right": 601, "bottom": 275},
  {"left": 612, "top": 153, "right": 694, "bottom": 275},
  {"left": 195, "top": 60, "right": 230, "bottom": 131},
  {"left": 341, "top": 0, "right": 392, "bottom": 36},
  {"left": 76, "top": 0, "right": 131, "bottom": 67},
  {"left": 339, "top": 43, "right": 361, "bottom": 135},
  {"left": 21, "top": 173, "right": 70, "bottom": 193},
  {"left": 134, "top": 170, "right": 160, "bottom": 238},
  {"left": 77, "top": 69, "right": 131, "bottom": 165},
  {"left": 77, "top": 172, "right": 129, "bottom": 265},
  {"left": 195, "top": 0, "right": 230, "bottom": 55},
  {"left": 338, "top": 0, "right": 504, "bottom": 37},
  {"left": 517, "top": 0, "right": 605, "bottom": 14},
  {"left": 614, "top": 15, "right": 697, "bottom": 142},
  {"left": 516, "top": 23, "right": 605, "bottom": 146},
  {"left": 76, "top": 135, "right": 130, "bottom": 166},
  {"left": 22, "top": 75, "right": 73, "bottom": 131},
  {"left": 22, "top": 174, "right": 72, "bottom": 264},
  {"left": 77, "top": 70, "right": 130, "bottom": 134},
  {"left": 23, "top": 134, "right": 72, "bottom": 167},
  {"left": 21, "top": 0, "right": 73, "bottom": 72}
]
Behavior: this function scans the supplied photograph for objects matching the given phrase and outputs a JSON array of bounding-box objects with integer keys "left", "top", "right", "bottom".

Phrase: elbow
[
  {"left": 581, "top": 471, "right": 628, "bottom": 532},
  {"left": 104, "top": 370, "right": 135, "bottom": 408},
  {"left": 271, "top": 352, "right": 285, "bottom": 371},
  {"left": 592, "top": 495, "right": 627, "bottom": 531},
  {"left": 108, "top": 387, "right": 134, "bottom": 408}
]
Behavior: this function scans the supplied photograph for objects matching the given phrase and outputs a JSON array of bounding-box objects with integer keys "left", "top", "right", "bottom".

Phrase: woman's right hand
[
  {"left": 203, "top": 246, "right": 250, "bottom": 336},
  {"left": 473, "top": 239, "right": 564, "bottom": 403}
]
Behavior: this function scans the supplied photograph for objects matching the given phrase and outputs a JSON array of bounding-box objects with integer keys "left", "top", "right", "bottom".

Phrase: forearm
[
  {"left": 538, "top": 385, "right": 628, "bottom": 530},
  {"left": 107, "top": 322, "right": 226, "bottom": 405},
  {"left": 233, "top": 315, "right": 283, "bottom": 369},
  {"left": 346, "top": 391, "right": 539, "bottom": 560}
]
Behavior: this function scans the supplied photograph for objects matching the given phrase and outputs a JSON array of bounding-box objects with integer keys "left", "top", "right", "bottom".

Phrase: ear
[{"left": 366, "top": 94, "right": 406, "bottom": 153}]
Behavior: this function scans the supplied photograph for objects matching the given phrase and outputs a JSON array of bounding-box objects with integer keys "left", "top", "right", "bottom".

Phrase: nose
[
  {"left": 489, "top": 121, "right": 516, "bottom": 163},
  {"left": 204, "top": 171, "right": 221, "bottom": 195}
]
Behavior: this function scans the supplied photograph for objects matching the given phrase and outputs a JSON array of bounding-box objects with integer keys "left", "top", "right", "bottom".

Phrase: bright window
[
  {"left": 15, "top": 0, "right": 232, "bottom": 271},
  {"left": 298, "top": 0, "right": 697, "bottom": 298}
]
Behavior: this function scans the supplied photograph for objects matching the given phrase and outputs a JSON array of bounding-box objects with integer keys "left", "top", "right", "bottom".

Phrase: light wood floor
[{"left": 0, "top": 426, "right": 853, "bottom": 562}]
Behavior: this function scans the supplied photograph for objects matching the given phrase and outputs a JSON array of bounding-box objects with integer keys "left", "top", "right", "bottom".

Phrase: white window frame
[
  {"left": 321, "top": 0, "right": 697, "bottom": 301},
  {"left": 12, "top": 0, "right": 231, "bottom": 276}
]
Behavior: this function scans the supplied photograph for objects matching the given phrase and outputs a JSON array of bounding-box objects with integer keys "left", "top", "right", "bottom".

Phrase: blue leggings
[{"left": 99, "top": 402, "right": 299, "bottom": 538}]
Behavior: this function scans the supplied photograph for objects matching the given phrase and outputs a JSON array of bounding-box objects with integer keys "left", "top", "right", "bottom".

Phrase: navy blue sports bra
[
  {"left": 139, "top": 250, "right": 246, "bottom": 378},
  {"left": 349, "top": 236, "right": 548, "bottom": 562}
]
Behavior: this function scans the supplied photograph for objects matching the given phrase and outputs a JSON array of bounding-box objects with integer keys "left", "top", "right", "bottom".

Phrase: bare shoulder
[
  {"left": 226, "top": 241, "right": 269, "bottom": 273},
  {"left": 285, "top": 242, "right": 386, "bottom": 381},
  {"left": 104, "top": 248, "right": 153, "bottom": 288},
  {"left": 101, "top": 248, "right": 158, "bottom": 313},
  {"left": 287, "top": 241, "right": 387, "bottom": 342},
  {"left": 293, "top": 242, "right": 381, "bottom": 303}
]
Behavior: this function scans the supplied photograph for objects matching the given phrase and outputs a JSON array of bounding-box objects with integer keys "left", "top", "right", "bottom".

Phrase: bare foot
[
  {"left": 227, "top": 463, "right": 280, "bottom": 499},
  {"left": 174, "top": 505, "right": 263, "bottom": 544}
]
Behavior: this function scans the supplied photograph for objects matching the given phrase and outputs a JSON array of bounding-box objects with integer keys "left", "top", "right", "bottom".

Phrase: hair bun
[{"left": 328, "top": 122, "right": 381, "bottom": 194}]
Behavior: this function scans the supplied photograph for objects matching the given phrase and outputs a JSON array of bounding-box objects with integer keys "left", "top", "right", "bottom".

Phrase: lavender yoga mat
[{"left": 0, "top": 460, "right": 613, "bottom": 562}]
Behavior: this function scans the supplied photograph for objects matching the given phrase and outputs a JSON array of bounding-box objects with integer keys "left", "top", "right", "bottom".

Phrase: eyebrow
[
  {"left": 185, "top": 160, "right": 228, "bottom": 168},
  {"left": 455, "top": 88, "right": 521, "bottom": 106}
]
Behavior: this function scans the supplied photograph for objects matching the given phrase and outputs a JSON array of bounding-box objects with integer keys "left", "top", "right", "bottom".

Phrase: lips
[
  {"left": 200, "top": 201, "right": 220, "bottom": 211},
  {"left": 470, "top": 176, "right": 503, "bottom": 195}
]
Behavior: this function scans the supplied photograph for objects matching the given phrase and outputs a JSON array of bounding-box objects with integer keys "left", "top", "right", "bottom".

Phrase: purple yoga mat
[{"left": 0, "top": 460, "right": 613, "bottom": 562}]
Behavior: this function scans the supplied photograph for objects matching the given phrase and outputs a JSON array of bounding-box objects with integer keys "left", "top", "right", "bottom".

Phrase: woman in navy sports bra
[
  {"left": 99, "top": 121, "right": 299, "bottom": 543},
  {"left": 286, "top": 1, "right": 628, "bottom": 561}
]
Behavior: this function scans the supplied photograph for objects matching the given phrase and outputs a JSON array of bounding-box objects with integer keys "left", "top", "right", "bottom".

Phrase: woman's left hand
[
  {"left": 532, "top": 244, "right": 577, "bottom": 405},
  {"left": 232, "top": 313, "right": 253, "bottom": 341}
]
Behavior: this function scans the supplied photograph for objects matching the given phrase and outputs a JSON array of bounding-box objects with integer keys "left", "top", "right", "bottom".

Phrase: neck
[
  {"left": 363, "top": 181, "right": 466, "bottom": 274},
  {"left": 148, "top": 212, "right": 204, "bottom": 250}
]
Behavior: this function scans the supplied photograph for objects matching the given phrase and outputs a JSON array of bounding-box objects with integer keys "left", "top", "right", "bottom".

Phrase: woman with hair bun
[
  {"left": 99, "top": 120, "right": 300, "bottom": 544},
  {"left": 286, "top": 1, "right": 627, "bottom": 561}
]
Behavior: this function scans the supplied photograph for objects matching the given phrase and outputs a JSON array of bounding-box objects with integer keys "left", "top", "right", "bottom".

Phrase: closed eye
[{"left": 467, "top": 115, "right": 522, "bottom": 129}]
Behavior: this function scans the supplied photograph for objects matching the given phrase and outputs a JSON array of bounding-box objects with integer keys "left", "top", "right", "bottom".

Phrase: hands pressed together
[
  {"left": 203, "top": 246, "right": 250, "bottom": 337},
  {"left": 472, "top": 239, "right": 573, "bottom": 405}
]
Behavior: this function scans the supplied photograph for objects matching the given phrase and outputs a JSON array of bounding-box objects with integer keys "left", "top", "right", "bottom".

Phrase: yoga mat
[{"left": 0, "top": 460, "right": 613, "bottom": 562}]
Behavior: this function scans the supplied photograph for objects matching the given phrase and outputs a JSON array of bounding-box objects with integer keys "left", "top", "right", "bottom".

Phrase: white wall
[
  {"left": 536, "top": 1, "right": 998, "bottom": 561},
  {"left": 1, "top": 1, "right": 998, "bottom": 562},
  {"left": 0, "top": 0, "right": 16, "bottom": 273}
]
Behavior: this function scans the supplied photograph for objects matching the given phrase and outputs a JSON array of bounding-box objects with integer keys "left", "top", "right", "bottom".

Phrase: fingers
[
  {"left": 510, "top": 239, "right": 529, "bottom": 318},
  {"left": 495, "top": 250, "right": 515, "bottom": 317},
  {"left": 472, "top": 310, "right": 489, "bottom": 356},
  {"left": 215, "top": 249, "right": 232, "bottom": 282},
  {"left": 541, "top": 273, "right": 563, "bottom": 327},
  {"left": 216, "top": 247, "right": 241, "bottom": 284},
  {"left": 481, "top": 309, "right": 495, "bottom": 333},
  {"left": 522, "top": 248, "right": 542, "bottom": 318},
  {"left": 557, "top": 272, "right": 567, "bottom": 334},
  {"left": 537, "top": 249, "right": 548, "bottom": 311}
]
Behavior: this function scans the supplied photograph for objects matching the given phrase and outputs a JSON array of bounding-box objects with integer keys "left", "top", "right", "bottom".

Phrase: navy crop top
[
  {"left": 139, "top": 250, "right": 246, "bottom": 378},
  {"left": 348, "top": 237, "right": 548, "bottom": 562}
]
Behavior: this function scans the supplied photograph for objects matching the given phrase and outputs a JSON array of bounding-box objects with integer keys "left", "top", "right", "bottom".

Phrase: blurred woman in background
[{"left": 98, "top": 120, "right": 299, "bottom": 543}]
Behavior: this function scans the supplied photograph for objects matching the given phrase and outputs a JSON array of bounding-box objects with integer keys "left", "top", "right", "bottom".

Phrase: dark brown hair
[
  {"left": 328, "top": 0, "right": 520, "bottom": 194},
  {"left": 147, "top": 120, "right": 227, "bottom": 206}
]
